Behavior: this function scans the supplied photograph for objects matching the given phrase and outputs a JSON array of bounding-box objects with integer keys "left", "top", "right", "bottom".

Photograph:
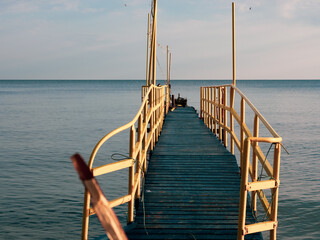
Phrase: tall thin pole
[
  {"left": 166, "top": 45, "right": 169, "bottom": 85},
  {"left": 148, "top": 28, "right": 154, "bottom": 86},
  {"left": 152, "top": 0, "right": 157, "bottom": 85},
  {"left": 169, "top": 52, "right": 171, "bottom": 87},
  {"left": 146, "top": 14, "right": 150, "bottom": 86},
  {"left": 232, "top": 2, "right": 236, "bottom": 86}
]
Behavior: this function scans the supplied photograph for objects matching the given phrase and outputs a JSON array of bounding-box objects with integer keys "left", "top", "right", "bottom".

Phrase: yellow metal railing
[
  {"left": 200, "top": 84, "right": 282, "bottom": 240},
  {"left": 81, "top": 84, "right": 169, "bottom": 240}
]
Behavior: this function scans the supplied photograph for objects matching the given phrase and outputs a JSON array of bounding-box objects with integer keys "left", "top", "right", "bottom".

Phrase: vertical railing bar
[
  {"left": 202, "top": 87, "right": 205, "bottom": 119},
  {"left": 206, "top": 87, "right": 209, "bottom": 126},
  {"left": 204, "top": 87, "right": 207, "bottom": 123},
  {"left": 214, "top": 87, "right": 217, "bottom": 136},
  {"left": 200, "top": 87, "right": 202, "bottom": 119},
  {"left": 150, "top": 87, "right": 154, "bottom": 150},
  {"left": 156, "top": 88, "right": 159, "bottom": 142},
  {"left": 237, "top": 138, "right": 251, "bottom": 240},
  {"left": 209, "top": 87, "right": 213, "bottom": 132},
  {"left": 135, "top": 115, "right": 143, "bottom": 200},
  {"left": 224, "top": 86, "right": 228, "bottom": 147},
  {"left": 203, "top": 88, "right": 207, "bottom": 124},
  {"left": 153, "top": 87, "right": 156, "bottom": 147},
  {"left": 252, "top": 114, "right": 259, "bottom": 215},
  {"left": 208, "top": 87, "right": 210, "bottom": 127},
  {"left": 128, "top": 126, "right": 135, "bottom": 224},
  {"left": 230, "top": 87, "right": 235, "bottom": 154},
  {"left": 270, "top": 143, "right": 281, "bottom": 240},
  {"left": 211, "top": 87, "right": 213, "bottom": 130},
  {"left": 143, "top": 101, "right": 148, "bottom": 173},
  {"left": 240, "top": 97, "right": 245, "bottom": 168},
  {"left": 210, "top": 87, "right": 214, "bottom": 132},
  {"left": 218, "top": 87, "right": 222, "bottom": 141}
]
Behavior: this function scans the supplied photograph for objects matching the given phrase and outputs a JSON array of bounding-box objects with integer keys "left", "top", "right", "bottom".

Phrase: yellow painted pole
[
  {"left": 232, "top": 2, "right": 236, "bottom": 86},
  {"left": 223, "top": 86, "right": 228, "bottom": 147},
  {"left": 167, "top": 45, "right": 169, "bottom": 85},
  {"left": 271, "top": 143, "right": 281, "bottom": 240},
  {"left": 143, "top": 101, "right": 147, "bottom": 173},
  {"left": 237, "top": 138, "right": 251, "bottom": 240},
  {"left": 169, "top": 52, "right": 172, "bottom": 87},
  {"left": 214, "top": 87, "right": 217, "bottom": 136},
  {"left": 230, "top": 87, "right": 235, "bottom": 154},
  {"left": 209, "top": 87, "right": 212, "bottom": 130},
  {"left": 152, "top": 0, "right": 158, "bottom": 85},
  {"left": 218, "top": 87, "right": 222, "bottom": 141},
  {"left": 240, "top": 98, "right": 245, "bottom": 168},
  {"left": 128, "top": 126, "right": 135, "bottom": 224},
  {"left": 211, "top": 87, "right": 214, "bottom": 132},
  {"left": 146, "top": 14, "right": 150, "bottom": 86},
  {"left": 148, "top": 29, "right": 154, "bottom": 86},
  {"left": 252, "top": 114, "right": 259, "bottom": 215},
  {"left": 200, "top": 87, "right": 203, "bottom": 118}
]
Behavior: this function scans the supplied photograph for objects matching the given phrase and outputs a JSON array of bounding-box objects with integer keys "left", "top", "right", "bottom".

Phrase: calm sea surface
[{"left": 0, "top": 80, "right": 319, "bottom": 239}]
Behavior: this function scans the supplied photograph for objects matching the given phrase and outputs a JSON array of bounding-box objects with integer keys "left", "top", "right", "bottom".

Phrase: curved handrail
[
  {"left": 81, "top": 84, "right": 170, "bottom": 240},
  {"left": 202, "top": 84, "right": 280, "bottom": 139},
  {"left": 88, "top": 85, "right": 153, "bottom": 169},
  {"left": 200, "top": 84, "right": 283, "bottom": 239}
]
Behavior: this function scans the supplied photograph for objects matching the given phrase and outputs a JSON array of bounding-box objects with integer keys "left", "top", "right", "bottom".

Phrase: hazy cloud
[{"left": 0, "top": 0, "right": 320, "bottom": 79}]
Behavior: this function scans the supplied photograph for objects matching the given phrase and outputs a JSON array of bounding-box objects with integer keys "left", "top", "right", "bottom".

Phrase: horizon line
[{"left": 1, "top": 78, "right": 320, "bottom": 81}]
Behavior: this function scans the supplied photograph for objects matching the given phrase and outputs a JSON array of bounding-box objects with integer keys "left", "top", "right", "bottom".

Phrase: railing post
[
  {"left": 143, "top": 101, "right": 148, "bottom": 173},
  {"left": 230, "top": 87, "right": 235, "bottom": 154},
  {"left": 157, "top": 88, "right": 160, "bottom": 140},
  {"left": 205, "top": 87, "right": 209, "bottom": 126},
  {"left": 208, "top": 87, "right": 211, "bottom": 128},
  {"left": 200, "top": 87, "right": 202, "bottom": 118},
  {"left": 204, "top": 87, "right": 206, "bottom": 121},
  {"left": 150, "top": 87, "right": 155, "bottom": 150},
  {"left": 203, "top": 87, "right": 206, "bottom": 122},
  {"left": 128, "top": 126, "right": 135, "bottom": 224},
  {"left": 218, "top": 87, "right": 222, "bottom": 141},
  {"left": 155, "top": 88, "right": 159, "bottom": 142},
  {"left": 210, "top": 87, "right": 214, "bottom": 132},
  {"left": 160, "top": 87, "right": 164, "bottom": 130},
  {"left": 203, "top": 87, "right": 206, "bottom": 124},
  {"left": 223, "top": 86, "right": 228, "bottom": 147},
  {"left": 209, "top": 87, "right": 212, "bottom": 130},
  {"left": 252, "top": 114, "right": 259, "bottom": 215},
  {"left": 166, "top": 86, "right": 169, "bottom": 114},
  {"left": 271, "top": 143, "right": 281, "bottom": 240},
  {"left": 237, "top": 138, "right": 251, "bottom": 240},
  {"left": 154, "top": 88, "right": 158, "bottom": 142},
  {"left": 200, "top": 87, "right": 203, "bottom": 118},
  {"left": 240, "top": 97, "right": 245, "bottom": 168},
  {"left": 214, "top": 87, "right": 217, "bottom": 136},
  {"left": 135, "top": 115, "right": 143, "bottom": 200},
  {"left": 146, "top": 14, "right": 150, "bottom": 86}
]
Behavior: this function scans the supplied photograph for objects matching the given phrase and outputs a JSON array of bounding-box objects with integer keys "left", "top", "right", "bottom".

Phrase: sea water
[{"left": 0, "top": 80, "right": 319, "bottom": 239}]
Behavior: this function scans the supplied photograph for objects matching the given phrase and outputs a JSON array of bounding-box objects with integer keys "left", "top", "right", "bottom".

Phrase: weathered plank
[{"left": 126, "top": 107, "right": 262, "bottom": 240}]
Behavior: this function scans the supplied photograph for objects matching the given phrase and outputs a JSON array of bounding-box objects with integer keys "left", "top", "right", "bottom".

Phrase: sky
[{"left": 0, "top": 0, "right": 320, "bottom": 80}]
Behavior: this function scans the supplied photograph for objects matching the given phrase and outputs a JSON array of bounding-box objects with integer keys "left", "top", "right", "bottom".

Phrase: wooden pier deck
[{"left": 126, "top": 107, "right": 262, "bottom": 240}]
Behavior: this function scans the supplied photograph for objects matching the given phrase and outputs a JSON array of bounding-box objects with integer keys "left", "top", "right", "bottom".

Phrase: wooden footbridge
[
  {"left": 72, "top": 1, "right": 283, "bottom": 240},
  {"left": 126, "top": 107, "right": 263, "bottom": 240},
  {"left": 77, "top": 84, "right": 282, "bottom": 240}
]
